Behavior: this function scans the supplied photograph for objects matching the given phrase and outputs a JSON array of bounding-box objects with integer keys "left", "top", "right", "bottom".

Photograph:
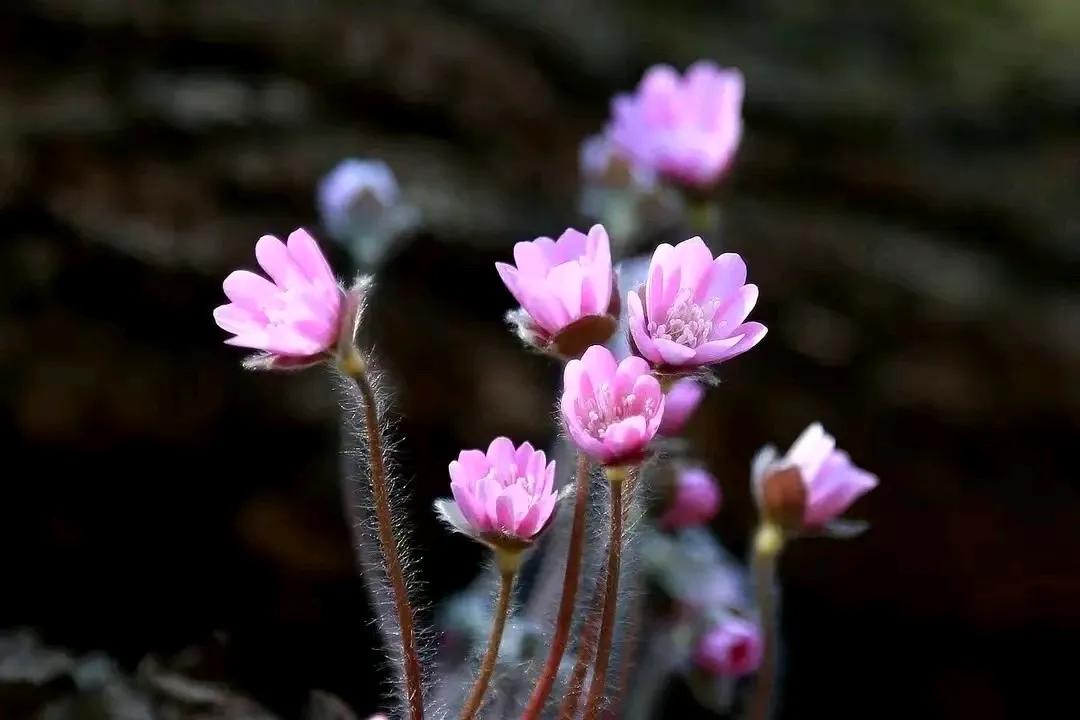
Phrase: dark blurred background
[{"left": 1, "top": 1, "right": 1078, "bottom": 718}]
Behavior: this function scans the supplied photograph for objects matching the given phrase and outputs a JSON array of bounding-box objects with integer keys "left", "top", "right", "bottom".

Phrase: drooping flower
[
  {"left": 627, "top": 236, "right": 766, "bottom": 371},
  {"left": 661, "top": 466, "right": 721, "bottom": 529},
  {"left": 317, "top": 159, "right": 399, "bottom": 240},
  {"left": 694, "top": 617, "right": 762, "bottom": 677},
  {"left": 435, "top": 437, "right": 560, "bottom": 548},
  {"left": 657, "top": 378, "right": 706, "bottom": 436},
  {"left": 561, "top": 345, "right": 665, "bottom": 466},
  {"left": 213, "top": 229, "right": 344, "bottom": 367},
  {"left": 753, "top": 423, "right": 878, "bottom": 533},
  {"left": 607, "top": 61, "right": 744, "bottom": 188},
  {"left": 496, "top": 225, "right": 617, "bottom": 358}
]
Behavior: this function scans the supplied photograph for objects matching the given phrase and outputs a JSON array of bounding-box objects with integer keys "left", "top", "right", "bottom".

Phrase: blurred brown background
[{"left": 1, "top": 1, "right": 1078, "bottom": 718}]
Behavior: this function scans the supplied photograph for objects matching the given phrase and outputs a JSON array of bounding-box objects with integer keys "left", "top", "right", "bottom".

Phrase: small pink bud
[
  {"left": 435, "top": 437, "right": 560, "bottom": 549},
  {"left": 496, "top": 225, "right": 618, "bottom": 358},
  {"left": 657, "top": 378, "right": 706, "bottom": 436},
  {"left": 753, "top": 423, "right": 878, "bottom": 533},
  {"left": 214, "top": 229, "right": 345, "bottom": 366},
  {"left": 560, "top": 345, "right": 665, "bottom": 466},
  {"left": 694, "top": 617, "right": 762, "bottom": 677},
  {"left": 660, "top": 467, "right": 721, "bottom": 529},
  {"left": 627, "top": 237, "right": 766, "bottom": 371},
  {"left": 607, "top": 62, "right": 744, "bottom": 189}
]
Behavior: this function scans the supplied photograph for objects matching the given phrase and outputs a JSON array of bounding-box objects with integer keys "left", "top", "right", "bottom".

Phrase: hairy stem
[
  {"left": 582, "top": 466, "right": 629, "bottom": 720},
  {"left": 557, "top": 572, "right": 602, "bottom": 720},
  {"left": 339, "top": 350, "right": 424, "bottom": 720},
  {"left": 747, "top": 523, "right": 783, "bottom": 720},
  {"left": 460, "top": 557, "right": 518, "bottom": 720},
  {"left": 604, "top": 581, "right": 644, "bottom": 720},
  {"left": 522, "top": 454, "right": 592, "bottom": 720}
]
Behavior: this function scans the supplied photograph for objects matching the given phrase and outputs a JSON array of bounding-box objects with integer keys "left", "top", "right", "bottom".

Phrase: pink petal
[
  {"left": 653, "top": 337, "right": 696, "bottom": 366},
  {"left": 804, "top": 451, "right": 878, "bottom": 527},
  {"left": 546, "top": 261, "right": 584, "bottom": 322},
  {"left": 490, "top": 494, "right": 513, "bottom": 534},
  {"left": 612, "top": 355, "right": 651, "bottom": 397},
  {"left": 486, "top": 437, "right": 518, "bottom": 474},
  {"left": 495, "top": 262, "right": 527, "bottom": 307},
  {"left": 286, "top": 229, "right": 335, "bottom": 285},
  {"left": 552, "top": 227, "right": 588, "bottom": 263},
  {"left": 584, "top": 224, "right": 613, "bottom": 315},
  {"left": 513, "top": 240, "right": 553, "bottom": 277},
  {"left": 223, "top": 270, "right": 278, "bottom": 311},
  {"left": 711, "top": 284, "right": 758, "bottom": 337},
  {"left": 579, "top": 345, "right": 618, "bottom": 386},
  {"left": 700, "top": 253, "right": 747, "bottom": 303},
  {"left": 213, "top": 303, "right": 263, "bottom": 335},
  {"left": 646, "top": 243, "right": 676, "bottom": 322},
  {"left": 450, "top": 481, "right": 486, "bottom": 531},
  {"left": 701, "top": 322, "right": 767, "bottom": 364},
  {"left": 604, "top": 416, "right": 648, "bottom": 458},
  {"left": 255, "top": 235, "right": 306, "bottom": 291},
  {"left": 672, "top": 236, "right": 714, "bottom": 296},
  {"left": 627, "top": 292, "right": 662, "bottom": 364}
]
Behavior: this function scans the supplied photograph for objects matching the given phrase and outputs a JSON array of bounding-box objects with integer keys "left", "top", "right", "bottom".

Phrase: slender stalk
[
  {"left": 603, "top": 582, "right": 644, "bottom": 720},
  {"left": 560, "top": 475, "right": 635, "bottom": 720},
  {"left": 557, "top": 573, "right": 602, "bottom": 720},
  {"left": 747, "top": 523, "right": 784, "bottom": 720},
  {"left": 460, "top": 551, "right": 519, "bottom": 720},
  {"left": 522, "top": 454, "right": 592, "bottom": 720},
  {"left": 582, "top": 465, "right": 629, "bottom": 720},
  {"left": 339, "top": 349, "right": 424, "bottom": 720}
]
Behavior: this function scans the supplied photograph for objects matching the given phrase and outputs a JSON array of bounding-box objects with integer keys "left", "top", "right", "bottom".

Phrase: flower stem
[
  {"left": 339, "top": 349, "right": 424, "bottom": 720},
  {"left": 582, "top": 465, "right": 629, "bottom": 720},
  {"left": 522, "top": 454, "right": 592, "bottom": 720},
  {"left": 557, "top": 573, "right": 602, "bottom": 720},
  {"left": 460, "top": 552, "right": 519, "bottom": 720},
  {"left": 747, "top": 522, "right": 784, "bottom": 720}
]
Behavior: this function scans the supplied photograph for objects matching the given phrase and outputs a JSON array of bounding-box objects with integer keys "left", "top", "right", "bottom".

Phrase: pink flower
[
  {"left": 754, "top": 423, "right": 878, "bottom": 531},
  {"left": 214, "top": 229, "right": 344, "bottom": 361},
  {"left": 496, "top": 225, "right": 616, "bottom": 356},
  {"left": 694, "top": 617, "right": 762, "bottom": 677},
  {"left": 661, "top": 467, "right": 721, "bottom": 529},
  {"left": 561, "top": 345, "right": 665, "bottom": 465},
  {"left": 607, "top": 62, "right": 743, "bottom": 188},
  {"left": 627, "top": 237, "right": 766, "bottom": 370},
  {"left": 657, "top": 378, "right": 705, "bottom": 436},
  {"left": 437, "top": 437, "right": 559, "bottom": 546}
]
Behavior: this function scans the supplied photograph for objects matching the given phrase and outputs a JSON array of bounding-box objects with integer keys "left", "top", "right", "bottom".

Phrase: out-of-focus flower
[
  {"left": 607, "top": 62, "right": 743, "bottom": 189},
  {"left": 658, "top": 378, "right": 706, "bottom": 436},
  {"left": 213, "top": 229, "right": 344, "bottom": 367},
  {"left": 627, "top": 237, "right": 766, "bottom": 371},
  {"left": 435, "top": 438, "right": 559, "bottom": 549},
  {"left": 694, "top": 617, "right": 762, "bottom": 677},
  {"left": 661, "top": 467, "right": 721, "bottom": 529},
  {"left": 579, "top": 134, "right": 656, "bottom": 190},
  {"left": 497, "top": 225, "right": 617, "bottom": 358},
  {"left": 561, "top": 345, "right": 665, "bottom": 465},
  {"left": 317, "top": 159, "right": 399, "bottom": 239},
  {"left": 753, "top": 423, "right": 878, "bottom": 533}
]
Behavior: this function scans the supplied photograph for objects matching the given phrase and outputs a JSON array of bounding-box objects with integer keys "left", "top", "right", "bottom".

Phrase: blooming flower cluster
[{"left": 210, "top": 59, "right": 881, "bottom": 720}]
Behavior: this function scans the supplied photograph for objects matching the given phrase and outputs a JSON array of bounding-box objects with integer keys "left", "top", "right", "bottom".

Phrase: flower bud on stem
[
  {"left": 459, "top": 549, "right": 522, "bottom": 720},
  {"left": 747, "top": 522, "right": 784, "bottom": 720},
  {"left": 338, "top": 346, "right": 424, "bottom": 720}
]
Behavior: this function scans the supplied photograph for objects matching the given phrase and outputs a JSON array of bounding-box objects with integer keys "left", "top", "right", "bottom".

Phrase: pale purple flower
[
  {"left": 496, "top": 225, "right": 615, "bottom": 353},
  {"left": 694, "top": 617, "right": 762, "bottom": 677},
  {"left": 607, "top": 62, "right": 743, "bottom": 188},
  {"left": 561, "top": 345, "right": 665, "bottom": 466},
  {"left": 661, "top": 467, "right": 721, "bottom": 529},
  {"left": 438, "top": 437, "right": 559, "bottom": 545},
  {"left": 754, "top": 423, "right": 879, "bottom": 530},
  {"left": 657, "top": 378, "right": 705, "bottom": 436},
  {"left": 627, "top": 236, "right": 766, "bottom": 369},
  {"left": 317, "top": 159, "right": 399, "bottom": 240},
  {"left": 213, "top": 229, "right": 343, "bottom": 360}
]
